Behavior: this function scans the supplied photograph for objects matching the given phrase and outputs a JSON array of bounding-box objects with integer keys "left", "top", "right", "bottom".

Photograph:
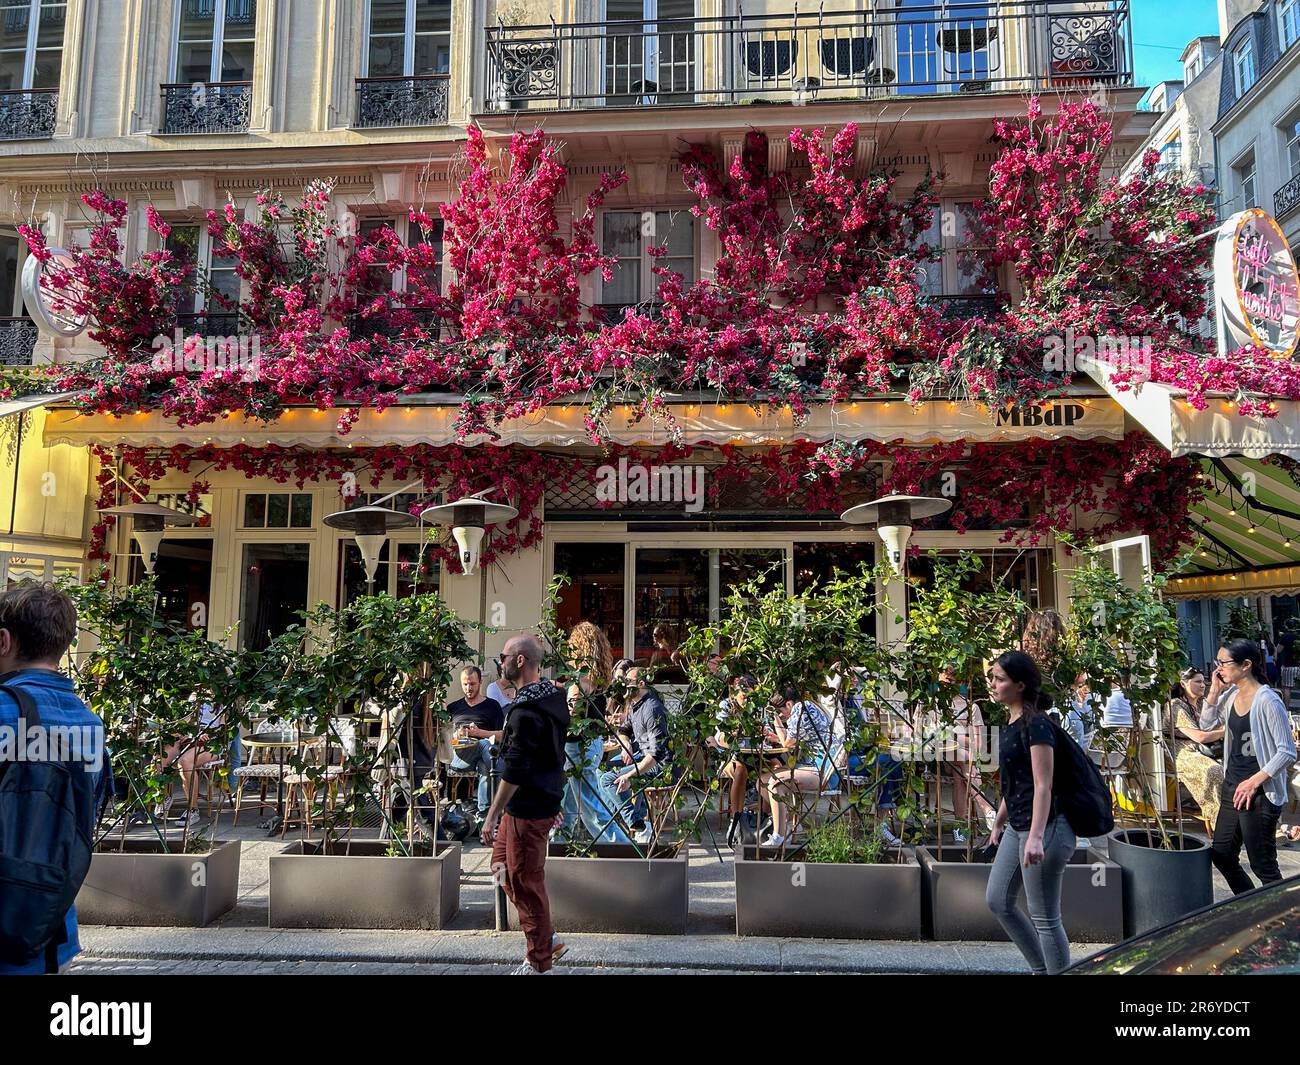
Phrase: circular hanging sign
[
  {"left": 21, "top": 247, "right": 89, "bottom": 338},
  {"left": 1213, "top": 208, "right": 1300, "bottom": 359}
]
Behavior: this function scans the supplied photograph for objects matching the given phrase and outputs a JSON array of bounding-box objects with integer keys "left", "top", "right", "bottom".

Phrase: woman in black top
[{"left": 985, "top": 650, "right": 1077, "bottom": 974}]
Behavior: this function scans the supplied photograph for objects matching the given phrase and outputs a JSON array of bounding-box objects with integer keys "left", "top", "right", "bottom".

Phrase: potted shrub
[
  {"left": 1062, "top": 549, "right": 1212, "bottom": 937},
  {"left": 266, "top": 590, "right": 475, "bottom": 930},
  {"left": 676, "top": 562, "right": 928, "bottom": 938},
  {"left": 66, "top": 577, "right": 251, "bottom": 927}
]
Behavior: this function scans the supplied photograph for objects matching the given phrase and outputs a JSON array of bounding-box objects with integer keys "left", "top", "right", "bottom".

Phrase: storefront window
[
  {"left": 793, "top": 540, "right": 878, "bottom": 639},
  {"left": 906, "top": 549, "right": 1051, "bottom": 611},
  {"left": 243, "top": 492, "right": 312, "bottom": 528},
  {"left": 338, "top": 539, "right": 439, "bottom": 604},
  {"left": 554, "top": 542, "right": 626, "bottom": 660},
  {"left": 129, "top": 538, "right": 213, "bottom": 633},
  {"left": 240, "top": 542, "right": 310, "bottom": 650}
]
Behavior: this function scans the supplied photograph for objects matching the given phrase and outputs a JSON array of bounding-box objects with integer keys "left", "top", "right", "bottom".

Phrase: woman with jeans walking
[
  {"left": 1208, "top": 639, "right": 1297, "bottom": 893},
  {"left": 985, "top": 651, "right": 1076, "bottom": 975}
]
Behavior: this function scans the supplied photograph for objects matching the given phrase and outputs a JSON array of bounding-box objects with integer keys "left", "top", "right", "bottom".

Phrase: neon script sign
[{"left": 1214, "top": 209, "right": 1300, "bottom": 358}]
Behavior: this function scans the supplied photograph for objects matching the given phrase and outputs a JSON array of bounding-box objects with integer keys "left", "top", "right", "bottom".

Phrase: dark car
[{"left": 1066, "top": 875, "right": 1300, "bottom": 975}]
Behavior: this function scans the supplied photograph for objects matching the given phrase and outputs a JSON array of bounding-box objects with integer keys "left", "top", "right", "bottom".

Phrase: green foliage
[
  {"left": 1221, "top": 603, "right": 1264, "bottom": 643},
  {"left": 803, "top": 817, "right": 886, "bottom": 865}
]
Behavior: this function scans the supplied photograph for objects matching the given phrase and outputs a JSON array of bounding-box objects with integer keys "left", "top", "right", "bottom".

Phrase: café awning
[
  {"left": 1083, "top": 360, "right": 1300, "bottom": 458},
  {"left": 42, "top": 393, "right": 1125, "bottom": 450},
  {"left": 0, "top": 391, "right": 84, "bottom": 420},
  {"left": 1170, "top": 455, "right": 1300, "bottom": 599}
]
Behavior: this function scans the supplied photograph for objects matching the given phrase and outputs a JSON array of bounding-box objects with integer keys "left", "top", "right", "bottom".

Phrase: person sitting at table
[
  {"left": 446, "top": 665, "right": 504, "bottom": 822},
  {"left": 647, "top": 624, "right": 685, "bottom": 684},
  {"left": 160, "top": 695, "right": 225, "bottom": 828},
  {"left": 763, "top": 687, "right": 841, "bottom": 849},
  {"left": 716, "top": 673, "right": 765, "bottom": 847},
  {"left": 597, "top": 664, "right": 671, "bottom": 845}
]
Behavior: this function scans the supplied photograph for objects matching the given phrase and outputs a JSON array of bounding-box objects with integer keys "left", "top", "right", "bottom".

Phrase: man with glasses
[{"left": 480, "top": 636, "right": 569, "bottom": 974}]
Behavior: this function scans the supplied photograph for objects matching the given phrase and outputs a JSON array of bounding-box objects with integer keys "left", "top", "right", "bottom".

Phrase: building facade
[{"left": 0, "top": 0, "right": 1158, "bottom": 666}]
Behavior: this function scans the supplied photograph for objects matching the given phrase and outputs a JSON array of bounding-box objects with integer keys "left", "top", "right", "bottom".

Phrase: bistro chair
[{"left": 231, "top": 722, "right": 292, "bottom": 825}]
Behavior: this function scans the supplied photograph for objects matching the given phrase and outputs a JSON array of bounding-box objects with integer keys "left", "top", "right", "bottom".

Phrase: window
[
  {"left": 339, "top": 539, "right": 439, "bottom": 604},
  {"left": 240, "top": 542, "right": 309, "bottom": 650},
  {"left": 1285, "top": 112, "right": 1300, "bottom": 178},
  {"left": 1184, "top": 53, "right": 1202, "bottom": 84},
  {"left": 603, "top": 0, "right": 695, "bottom": 104},
  {"left": 0, "top": 227, "right": 23, "bottom": 316},
  {"left": 1233, "top": 36, "right": 1256, "bottom": 96},
  {"left": 242, "top": 492, "right": 313, "bottom": 528},
  {"left": 129, "top": 538, "right": 213, "bottom": 632},
  {"left": 1159, "top": 132, "right": 1183, "bottom": 172},
  {"left": 0, "top": 0, "right": 64, "bottom": 91},
  {"left": 165, "top": 223, "right": 240, "bottom": 323},
  {"left": 174, "top": 0, "right": 256, "bottom": 83},
  {"left": 1235, "top": 153, "right": 1258, "bottom": 209},
  {"left": 149, "top": 491, "right": 213, "bottom": 524},
  {"left": 353, "top": 216, "right": 443, "bottom": 314},
  {"left": 911, "top": 202, "right": 995, "bottom": 297},
  {"left": 365, "top": 0, "right": 450, "bottom": 77},
  {"left": 1281, "top": 0, "right": 1300, "bottom": 51},
  {"left": 600, "top": 209, "right": 694, "bottom": 307}
]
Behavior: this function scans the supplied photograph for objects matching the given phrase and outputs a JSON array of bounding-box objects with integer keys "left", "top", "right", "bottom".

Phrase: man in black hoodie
[{"left": 480, "top": 635, "right": 569, "bottom": 974}]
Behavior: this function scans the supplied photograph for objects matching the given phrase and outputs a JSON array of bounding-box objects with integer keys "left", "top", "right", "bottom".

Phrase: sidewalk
[{"left": 72, "top": 826, "right": 1129, "bottom": 975}]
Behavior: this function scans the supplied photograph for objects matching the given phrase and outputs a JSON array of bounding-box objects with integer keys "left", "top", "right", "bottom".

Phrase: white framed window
[
  {"left": 354, "top": 215, "right": 444, "bottom": 298},
  {"left": 0, "top": 0, "right": 65, "bottom": 91},
  {"left": 1285, "top": 110, "right": 1300, "bottom": 178},
  {"left": 242, "top": 491, "right": 313, "bottom": 529},
  {"left": 1235, "top": 152, "right": 1258, "bottom": 209},
  {"left": 173, "top": 0, "right": 257, "bottom": 83},
  {"left": 1281, "top": 0, "right": 1300, "bottom": 51},
  {"left": 1233, "top": 36, "right": 1256, "bottom": 96},
  {"left": 1159, "top": 131, "right": 1183, "bottom": 171},
  {"left": 599, "top": 209, "right": 695, "bottom": 306},
  {"left": 364, "top": 0, "right": 451, "bottom": 77},
  {"left": 1184, "top": 52, "right": 1202, "bottom": 84},
  {"left": 164, "top": 222, "right": 240, "bottom": 318},
  {"left": 911, "top": 201, "right": 995, "bottom": 297}
]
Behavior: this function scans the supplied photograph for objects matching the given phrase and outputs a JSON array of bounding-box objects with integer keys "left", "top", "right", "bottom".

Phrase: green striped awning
[{"left": 1173, "top": 456, "right": 1300, "bottom": 598}]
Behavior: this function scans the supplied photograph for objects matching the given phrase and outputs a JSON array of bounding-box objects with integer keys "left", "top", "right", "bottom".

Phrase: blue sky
[{"left": 1132, "top": 0, "right": 1221, "bottom": 86}]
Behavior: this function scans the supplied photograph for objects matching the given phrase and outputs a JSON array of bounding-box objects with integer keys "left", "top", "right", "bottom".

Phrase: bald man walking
[{"left": 481, "top": 635, "right": 570, "bottom": 975}]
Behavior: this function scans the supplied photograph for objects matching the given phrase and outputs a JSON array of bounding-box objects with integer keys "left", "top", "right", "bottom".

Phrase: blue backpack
[{"left": 0, "top": 683, "right": 96, "bottom": 973}]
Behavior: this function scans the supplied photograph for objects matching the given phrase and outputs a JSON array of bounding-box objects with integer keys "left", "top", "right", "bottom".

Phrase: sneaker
[
  {"left": 983, "top": 808, "right": 998, "bottom": 831},
  {"left": 763, "top": 832, "right": 785, "bottom": 848},
  {"left": 952, "top": 826, "right": 967, "bottom": 844},
  {"left": 1075, "top": 837, "right": 1091, "bottom": 849},
  {"left": 509, "top": 961, "right": 548, "bottom": 975},
  {"left": 183, "top": 809, "right": 203, "bottom": 829},
  {"left": 879, "top": 822, "right": 904, "bottom": 847},
  {"left": 633, "top": 825, "right": 654, "bottom": 845},
  {"left": 551, "top": 934, "right": 568, "bottom": 963}
]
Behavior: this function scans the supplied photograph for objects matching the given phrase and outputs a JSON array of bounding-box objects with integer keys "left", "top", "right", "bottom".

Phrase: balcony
[
  {"left": 0, "top": 88, "right": 57, "bottom": 140},
  {"left": 482, "top": 1, "right": 1131, "bottom": 112},
  {"left": 934, "top": 293, "right": 1002, "bottom": 319},
  {"left": 1276, "top": 172, "right": 1300, "bottom": 221},
  {"left": 355, "top": 75, "right": 451, "bottom": 128},
  {"left": 0, "top": 318, "right": 38, "bottom": 366},
  {"left": 176, "top": 311, "right": 242, "bottom": 337},
  {"left": 159, "top": 82, "right": 252, "bottom": 135}
]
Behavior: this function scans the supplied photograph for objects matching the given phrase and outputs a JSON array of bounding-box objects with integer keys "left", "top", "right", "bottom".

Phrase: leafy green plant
[{"left": 803, "top": 817, "right": 886, "bottom": 865}]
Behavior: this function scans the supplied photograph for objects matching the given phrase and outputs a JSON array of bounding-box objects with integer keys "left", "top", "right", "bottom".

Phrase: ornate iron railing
[
  {"left": 0, "top": 88, "right": 57, "bottom": 140},
  {"left": 159, "top": 82, "right": 252, "bottom": 134},
  {"left": 933, "top": 293, "right": 1002, "bottom": 319},
  {"left": 0, "top": 318, "right": 38, "bottom": 366},
  {"left": 176, "top": 311, "right": 242, "bottom": 336},
  {"left": 1276, "top": 172, "right": 1300, "bottom": 220},
  {"left": 482, "top": 0, "right": 1131, "bottom": 111},
  {"left": 354, "top": 74, "right": 451, "bottom": 128}
]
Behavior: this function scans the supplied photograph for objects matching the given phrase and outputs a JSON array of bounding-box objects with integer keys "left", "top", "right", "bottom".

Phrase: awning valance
[
  {"left": 0, "top": 391, "right": 84, "bottom": 420},
  {"left": 42, "top": 395, "right": 1125, "bottom": 450},
  {"left": 1168, "top": 564, "right": 1300, "bottom": 600},
  {"left": 1083, "top": 360, "right": 1300, "bottom": 457}
]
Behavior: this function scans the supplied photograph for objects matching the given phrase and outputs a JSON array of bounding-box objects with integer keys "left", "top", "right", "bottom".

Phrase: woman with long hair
[
  {"left": 1208, "top": 639, "right": 1297, "bottom": 891},
  {"left": 1169, "top": 667, "right": 1225, "bottom": 836},
  {"left": 560, "top": 622, "right": 628, "bottom": 844},
  {"left": 1020, "top": 609, "right": 1065, "bottom": 670},
  {"left": 985, "top": 650, "right": 1076, "bottom": 975}
]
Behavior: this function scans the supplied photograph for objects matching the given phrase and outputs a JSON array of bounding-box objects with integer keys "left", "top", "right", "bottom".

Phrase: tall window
[
  {"left": 911, "top": 202, "right": 994, "bottom": 297},
  {"left": 1235, "top": 153, "right": 1258, "bottom": 210},
  {"left": 1233, "top": 36, "right": 1256, "bottom": 96},
  {"left": 354, "top": 217, "right": 444, "bottom": 301},
  {"left": 1159, "top": 132, "right": 1183, "bottom": 172},
  {"left": 1183, "top": 52, "right": 1202, "bottom": 84},
  {"left": 1281, "top": 0, "right": 1300, "bottom": 51},
  {"left": 174, "top": 0, "right": 257, "bottom": 83},
  {"left": 600, "top": 209, "right": 694, "bottom": 307},
  {"left": 365, "top": 0, "right": 451, "bottom": 77},
  {"left": 0, "top": 0, "right": 64, "bottom": 91},
  {"left": 1285, "top": 112, "right": 1300, "bottom": 178},
  {"left": 165, "top": 223, "right": 240, "bottom": 322}
]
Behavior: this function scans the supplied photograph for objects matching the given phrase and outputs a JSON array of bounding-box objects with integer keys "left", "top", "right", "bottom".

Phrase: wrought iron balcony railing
[
  {"left": 483, "top": 0, "right": 1131, "bottom": 112},
  {"left": 1276, "top": 172, "right": 1300, "bottom": 220},
  {"left": 354, "top": 74, "right": 452, "bottom": 128},
  {"left": 159, "top": 82, "right": 252, "bottom": 134},
  {"left": 934, "top": 293, "right": 1003, "bottom": 319},
  {"left": 0, "top": 88, "right": 57, "bottom": 140},
  {"left": 0, "top": 318, "right": 39, "bottom": 366},
  {"left": 176, "top": 311, "right": 242, "bottom": 336}
]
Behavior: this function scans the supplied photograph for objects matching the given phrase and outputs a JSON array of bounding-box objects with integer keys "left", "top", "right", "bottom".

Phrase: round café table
[{"left": 242, "top": 732, "right": 320, "bottom": 835}]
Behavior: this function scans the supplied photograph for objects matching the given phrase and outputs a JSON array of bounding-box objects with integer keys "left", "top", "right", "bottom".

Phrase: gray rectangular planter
[
  {"left": 269, "top": 839, "right": 460, "bottom": 929},
  {"left": 735, "top": 847, "right": 922, "bottom": 940},
  {"left": 508, "top": 843, "right": 688, "bottom": 935},
  {"left": 918, "top": 845, "right": 1123, "bottom": 943},
  {"left": 76, "top": 839, "right": 241, "bottom": 927}
]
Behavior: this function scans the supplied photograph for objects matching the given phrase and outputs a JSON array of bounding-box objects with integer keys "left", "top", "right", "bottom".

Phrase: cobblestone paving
[{"left": 68, "top": 957, "right": 798, "bottom": 976}]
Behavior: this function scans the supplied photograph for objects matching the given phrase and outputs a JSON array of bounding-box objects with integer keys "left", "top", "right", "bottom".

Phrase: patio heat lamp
[
  {"left": 323, "top": 504, "right": 419, "bottom": 592},
  {"left": 419, "top": 493, "right": 518, "bottom": 577},
  {"left": 98, "top": 502, "right": 199, "bottom": 575},
  {"left": 839, "top": 494, "right": 952, "bottom": 578}
]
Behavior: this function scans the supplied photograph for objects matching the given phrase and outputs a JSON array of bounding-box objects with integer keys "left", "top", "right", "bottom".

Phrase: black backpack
[
  {"left": 0, "top": 683, "right": 96, "bottom": 973},
  {"left": 1045, "top": 715, "right": 1115, "bottom": 838}
]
